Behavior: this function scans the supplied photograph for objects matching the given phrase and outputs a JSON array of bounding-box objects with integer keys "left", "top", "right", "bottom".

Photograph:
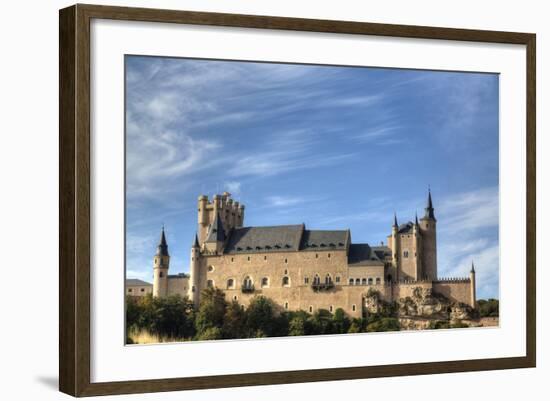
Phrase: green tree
[
  {"left": 246, "top": 296, "right": 275, "bottom": 336},
  {"left": 348, "top": 318, "right": 363, "bottom": 333},
  {"left": 196, "top": 326, "right": 223, "bottom": 341},
  {"left": 195, "top": 287, "right": 227, "bottom": 335},
  {"left": 151, "top": 294, "right": 195, "bottom": 338},
  {"left": 477, "top": 299, "right": 499, "bottom": 317},
  {"left": 366, "top": 317, "right": 400, "bottom": 332},
  {"left": 222, "top": 300, "right": 247, "bottom": 339},
  {"left": 309, "top": 309, "right": 334, "bottom": 335},
  {"left": 332, "top": 308, "right": 351, "bottom": 334}
]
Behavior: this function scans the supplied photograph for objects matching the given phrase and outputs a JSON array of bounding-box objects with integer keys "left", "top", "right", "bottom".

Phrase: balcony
[
  {"left": 241, "top": 285, "right": 255, "bottom": 294},
  {"left": 311, "top": 282, "right": 335, "bottom": 292}
]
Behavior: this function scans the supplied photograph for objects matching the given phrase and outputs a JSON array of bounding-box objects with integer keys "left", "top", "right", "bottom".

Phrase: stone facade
[
  {"left": 149, "top": 191, "right": 477, "bottom": 317},
  {"left": 125, "top": 279, "right": 153, "bottom": 297}
]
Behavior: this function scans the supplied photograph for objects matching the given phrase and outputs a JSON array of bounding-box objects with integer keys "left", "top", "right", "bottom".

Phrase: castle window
[
  {"left": 207, "top": 280, "right": 214, "bottom": 288},
  {"left": 159, "top": 272, "right": 164, "bottom": 278},
  {"left": 329, "top": 305, "right": 333, "bottom": 312},
  {"left": 315, "top": 254, "right": 318, "bottom": 258},
  {"left": 231, "top": 257, "right": 234, "bottom": 263},
  {"left": 368, "top": 278, "right": 373, "bottom": 285},
  {"left": 243, "top": 276, "right": 253, "bottom": 288},
  {"left": 192, "top": 286, "right": 196, "bottom": 292},
  {"left": 140, "top": 288, "right": 145, "bottom": 292},
  {"left": 328, "top": 253, "right": 331, "bottom": 258},
  {"left": 355, "top": 278, "right": 360, "bottom": 285},
  {"left": 352, "top": 304, "right": 356, "bottom": 312},
  {"left": 313, "top": 275, "right": 321, "bottom": 285},
  {"left": 284, "top": 302, "right": 289, "bottom": 310},
  {"left": 208, "top": 265, "right": 214, "bottom": 272},
  {"left": 403, "top": 251, "right": 409, "bottom": 258},
  {"left": 261, "top": 277, "right": 269, "bottom": 287},
  {"left": 264, "top": 255, "right": 267, "bottom": 261},
  {"left": 247, "top": 256, "right": 250, "bottom": 262},
  {"left": 304, "top": 277, "right": 309, "bottom": 284},
  {"left": 128, "top": 288, "right": 132, "bottom": 293},
  {"left": 284, "top": 269, "right": 288, "bottom": 275},
  {"left": 325, "top": 274, "right": 332, "bottom": 284},
  {"left": 309, "top": 306, "right": 313, "bottom": 313},
  {"left": 282, "top": 276, "right": 290, "bottom": 287},
  {"left": 349, "top": 278, "right": 354, "bottom": 285},
  {"left": 376, "top": 277, "right": 381, "bottom": 284},
  {"left": 284, "top": 258, "right": 288, "bottom": 264},
  {"left": 233, "top": 295, "right": 238, "bottom": 301},
  {"left": 361, "top": 278, "right": 367, "bottom": 285},
  {"left": 335, "top": 276, "right": 341, "bottom": 283},
  {"left": 227, "top": 279, "right": 235, "bottom": 289}
]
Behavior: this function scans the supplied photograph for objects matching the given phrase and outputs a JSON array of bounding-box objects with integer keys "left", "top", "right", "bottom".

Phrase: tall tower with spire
[
  {"left": 152, "top": 226, "right": 170, "bottom": 297},
  {"left": 470, "top": 261, "right": 477, "bottom": 308},
  {"left": 419, "top": 189, "right": 437, "bottom": 280},
  {"left": 189, "top": 234, "right": 201, "bottom": 308}
]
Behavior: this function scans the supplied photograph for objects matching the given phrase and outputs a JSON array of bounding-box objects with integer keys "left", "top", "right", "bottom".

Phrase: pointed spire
[
  {"left": 156, "top": 226, "right": 169, "bottom": 256},
  {"left": 415, "top": 211, "right": 419, "bottom": 225},
  {"left": 205, "top": 212, "right": 225, "bottom": 243},
  {"left": 423, "top": 188, "right": 436, "bottom": 220},
  {"left": 393, "top": 212, "right": 398, "bottom": 227},
  {"left": 192, "top": 233, "right": 199, "bottom": 248},
  {"left": 470, "top": 261, "right": 476, "bottom": 273}
]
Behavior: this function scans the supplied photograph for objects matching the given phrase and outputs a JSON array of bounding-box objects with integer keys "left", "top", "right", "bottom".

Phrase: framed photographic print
[{"left": 59, "top": 4, "right": 536, "bottom": 397}]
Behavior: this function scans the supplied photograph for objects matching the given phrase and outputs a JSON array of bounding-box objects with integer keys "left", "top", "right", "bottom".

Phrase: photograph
[{"left": 124, "top": 56, "right": 500, "bottom": 344}]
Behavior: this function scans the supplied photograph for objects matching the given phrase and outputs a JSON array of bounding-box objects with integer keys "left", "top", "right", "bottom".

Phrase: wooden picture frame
[{"left": 59, "top": 3, "right": 536, "bottom": 397}]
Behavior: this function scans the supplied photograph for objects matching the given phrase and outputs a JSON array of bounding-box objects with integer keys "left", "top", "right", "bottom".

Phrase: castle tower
[
  {"left": 419, "top": 189, "right": 437, "bottom": 280},
  {"left": 189, "top": 234, "right": 201, "bottom": 308},
  {"left": 413, "top": 212, "right": 422, "bottom": 280},
  {"left": 197, "top": 193, "right": 245, "bottom": 245},
  {"left": 152, "top": 226, "right": 170, "bottom": 297},
  {"left": 470, "top": 261, "right": 477, "bottom": 308},
  {"left": 390, "top": 213, "right": 399, "bottom": 281}
]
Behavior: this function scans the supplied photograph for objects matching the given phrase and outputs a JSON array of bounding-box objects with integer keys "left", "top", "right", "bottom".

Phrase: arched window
[
  {"left": 309, "top": 306, "right": 313, "bottom": 313},
  {"left": 313, "top": 274, "right": 321, "bottom": 285},
  {"left": 355, "top": 278, "right": 360, "bottom": 285},
  {"left": 284, "top": 302, "right": 289, "bottom": 310},
  {"left": 376, "top": 277, "right": 381, "bottom": 285},
  {"left": 361, "top": 278, "right": 367, "bottom": 285},
  {"left": 329, "top": 305, "right": 333, "bottom": 312},
  {"left": 349, "top": 278, "right": 354, "bottom": 285},
  {"left": 352, "top": 304, "right": 356, "bottom": 312},
  {"left": 159, "top": 272, "right": 164, "bottom": 278},
  {"left": 368, "top": 278, "right": 373, "bottom": 285},
  {"left": 227, "top": 278, "right": 234, "bottom": 289},
  {"left": 208, "top": 265, "right": 214, "bottom": 272},
  {"left": 243, "top": 276, "right": 253, "bottom": 289},
  {"left": 282, "top": 276, "right": 290, "bottom": 286},
  {"left": 207, "top": 279, "right": 214, "bottom": 288},
  {"left": 325, "top": 274, "right": 332, "bottom": 284},
  {"left": 261, "top": 277, "right": 269, "bottom": 287}
]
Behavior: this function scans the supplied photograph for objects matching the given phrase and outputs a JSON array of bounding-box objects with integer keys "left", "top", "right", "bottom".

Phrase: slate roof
[
  {"left": 225, "top": 225, "right": 304, "bottom": 254},
  {"left": 205, "top": 212, "right": 225, "bottom": 243},
  {"left": 300, "top": 229, "right": 349, "bottom": 251},
  {"left": 347, "top": 244, "right": 385, "bottom": 266},
  {"left": 398, "top": 222, "right": 415, "bottom": 234},
  {"left": 126, "top": 279, "right": 152, "bottom": 287},
  {"left": 167, "top": 273, "right": 189, "bottom": 279},
  {"left": 155, "top": 228, "right": 169, "bottom": 256}
]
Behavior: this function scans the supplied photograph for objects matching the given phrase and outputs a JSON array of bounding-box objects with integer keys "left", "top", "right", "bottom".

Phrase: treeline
[
  {"left": 477, "top": 298, "right": 499, "bottom": 317},
  {"left": 126, "top": 288, "right": 400, "bottom": 343}
]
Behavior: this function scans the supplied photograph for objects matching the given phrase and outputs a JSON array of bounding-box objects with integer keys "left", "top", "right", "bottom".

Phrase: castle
[{"left": 147, "top": 191, "right": 476, "bottom": 318}]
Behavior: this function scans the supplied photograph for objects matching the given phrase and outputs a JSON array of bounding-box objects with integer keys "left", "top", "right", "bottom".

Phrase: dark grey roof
[
  {"left": 300, "top": 229, "right": 349, "bottom": 251},
  {"left": 422, "top": 190, "right": 436, "bottom": 220},
  {"left": 155, "top": 227, "right": 169, "bottom": 256},
  {"left": 192, "top": 233, "right": 199, "bottom": 248},
  {"left": 398, "top": 222, "right": 414, "bottom": 234},
  {"left": 167, "top": 273, "right": 189, "bottom": 279},
  {"left": 225, "top": 225, "right": 304, "bottom": 254},
  {"left": 126, "top": 279, "right": 152, "bottom": 287},
  {"left": 371, "top": 246, "right": 392, "bottom": 261},
  {"left": 205, "top": 212, "right": 225, "bottom": 243},
  {"left": 348, "top": 244, "right": 385, "bottom": 266}
]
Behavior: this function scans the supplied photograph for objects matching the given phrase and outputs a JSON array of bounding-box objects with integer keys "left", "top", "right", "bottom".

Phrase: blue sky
[{"left": 125, "top": 55, "right": 499, "bottom": 300}]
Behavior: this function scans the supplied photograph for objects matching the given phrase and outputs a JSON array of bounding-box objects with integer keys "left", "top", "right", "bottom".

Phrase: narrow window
[
  {"left": 325, "top": 274, "right": 332, "bottom": 284},
  {"left": 231, "top": 257, "right": 234, "bottom": 263},
  {"left": 304, "top": 277, "right": 309, "bottom": 284},
  {"left": 314, "top": 275, "right": 321, "bottom": 285},
  {"left": 376, "top": 277, "right": 381, "bottom": 285},
  {"left": 233, "top": 295, "right": 238, "bottom": 301},
  {"left": 227, "top": 278, "right": 234, "bottom": 289},
  {"left": 247, "top": 256, "right": 250, "bottom": 261},
  {"left": 207, "top": 279, "right": 214, "bottom": 288},
  {"left": 368, "top": 278, "right": 373, "bottom": 285},
  {"left": 328, "top": 253, "right": 331, "bottom": 258},
  {"left": 128, "top": 288, "right": 132, "bottom": 293},
  {"left": 335, "top": 276, "right": 341, "bottom": 283},
  {"left": 355, "top": 278, "right": 360, "bottom": 285},
  {"left": 352, "top": 304, "right": 356, "bottom": 312},
  {"left": 329, "top": 305, "right": 333, "bottom": 312},
  {"left": 159, "top": 272, "right": 164, "bottom": 278},
  {"left": 264, "top": 255, "right": 267, "bottom": 261},
  {"left": 362, "top": 278, "right": 367, "bottom": 285},
  {"left": 284, "top": 258, "right": 288, "bottom": 264},
  {"left": 208, "top": 265, "right": 214, "bottom": 272},
  {"left": 315, "top": 254, "right": 318, "bottom": 258},
  {"left": 349, "top": 278, "right": 354, "bottom": 285},
  {"left": 261, "top": 277, "right": 269, "bottom": 287},
  {"left": 309, "top": 306, "right": 313, "bottom": 313},
  {"left": 282, "top": 276, "right": 290, "bottom": 286},
  {"left": 403, "top": 251, "right": 409, "bottom": 258},
  {"left": 284, "top": 269, "right": 288, "bottom": 275},
  {"left": 284, "top": 302, "right": 289, "bottom": 310}
]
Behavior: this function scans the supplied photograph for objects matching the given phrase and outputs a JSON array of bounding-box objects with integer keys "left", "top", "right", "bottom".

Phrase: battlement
[
  {"left": 197, "top": 192, "right": 245, "bottom": 246},
  {"left": 434, "top": 277, "right": 471, "bottom": 283}
]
